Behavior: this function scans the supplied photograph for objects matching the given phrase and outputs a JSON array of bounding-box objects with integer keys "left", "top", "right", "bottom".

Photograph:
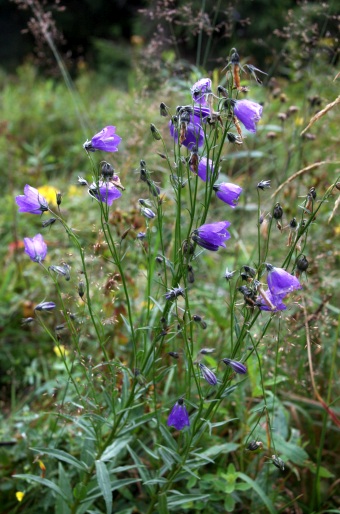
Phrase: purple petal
[
  {"left": 214, "top": 183, "right": 243, "bottom": 208},
  {"left": 234, "top": 100, "right": 263, "bottom": 133},
  {"left": 23, "top": 234, "right": 47, "bottom": 262}
]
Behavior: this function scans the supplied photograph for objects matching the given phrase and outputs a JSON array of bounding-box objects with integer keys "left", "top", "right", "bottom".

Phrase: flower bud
[
  {"left": 150, "top": 124, "right": 162, "bottom": 140},
  {"left": 56, "top": 192, "right": 62, "bottom": 207},
  {"left": 160, "top": 102, "right": 169, "bottom": 117},
  {"left": 273, "top": 202, "right": 283, "bottom": 220},
  {"left": 246, "top": 441, "right": 263, "bottom": 451},
  {"left": 78, "top": 280, "right": 85, "bottom": 299}
]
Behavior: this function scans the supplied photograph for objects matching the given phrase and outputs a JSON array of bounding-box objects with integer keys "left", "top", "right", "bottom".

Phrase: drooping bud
[{"left": 101, "top": 161, "right": 115, "bottom": 180}]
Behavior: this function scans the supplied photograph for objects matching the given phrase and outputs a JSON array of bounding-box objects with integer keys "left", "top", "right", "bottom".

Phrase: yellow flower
[
  {"left": 68, "top": 185, "right": 82, "bottom": 197},
  {"left": 53, "top": 345, "right": 69, "bottom": 358},
  {"left": 38, "top": 185, "right": 58, "bottom": 205},
  {"left": 16, "top": 491, "right": 25, "bottom": 502}
]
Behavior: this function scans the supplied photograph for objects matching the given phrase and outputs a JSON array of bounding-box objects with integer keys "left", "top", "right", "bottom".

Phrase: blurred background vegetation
[{"left": 0, "top": 0, "right": 339, "bottom": 512}]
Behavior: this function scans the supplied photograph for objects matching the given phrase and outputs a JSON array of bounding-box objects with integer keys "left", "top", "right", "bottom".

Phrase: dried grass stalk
[{"left": 300, "top": 95, "right": 340, "bottom": 136}]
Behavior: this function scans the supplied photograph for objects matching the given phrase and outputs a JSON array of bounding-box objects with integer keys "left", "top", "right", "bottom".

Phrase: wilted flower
[
  {"left": 88, "top": 181, "right": 122, "bottom": 206},
  {"left": 191, "top": 78, "right": 212, "bottom": 105},
  {"left": 213, "top": 183, "right": 243, "bottom": 208},
  {"left": 167, "top": 398, "right": 190, "bottom": 430},
  {"left": 23, "top": 234, "right": 47, "bottom": 263},
  {"left": 41, "top": 217, "right": 57, "bottom": 228},
  {"left": 192, "top": 221, "right": 231, "bottom": 251},
  {"left": 190, "top": 156, "right": 215, "bottom": 182},
  {"left": 257, "top": 180, "right": 271, "bottom": 190},
  {"left": 83, "top": 126, "right": 122, "bottom": 152},
  {"left": 233, "top": 99, "right": 263, "bottom": 133},
  {"left": 222, "top": 358, "right": 247, "bottom": 374},
  {"left": 34, "top": 301, "right": 56, "bottom": 312},
  {"left": 199, "top": 363, "right": 217, "bottom": 385},
  {"left": 266, "top": 263, "right": 302, "bottom": 295},
  {"left": 224, "top": 269, "right": 236, "bottom": 281},
  {"left": 246, "top": 441, "right": 264, "bottom": 451},
  {"left": 165, "top": 286, "right": 185, "bottom": 300},
  {"left": 169, "top": 114, "right": 204, "bottom": 149},
  {"left": 272, "top": 455, "right": 285, "bottom": 471},
  {"left": 16, "top": 185, "right": 48, "bottom": 215},
  {"left": 256, "top": 289, "right": 287, "bottom": 311},
  {"left": 49, "top": 264, "right": 71, "bottom": 281}
]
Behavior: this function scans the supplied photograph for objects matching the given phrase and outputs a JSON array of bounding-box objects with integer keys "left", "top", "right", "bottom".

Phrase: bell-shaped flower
[
  {"left": 167, "top": 399, "right": 190, "bottom": 430},
  {"left": 83, "top": 126, "right": 122, "bottom": 152},
  {"left": 213, "top": 182, "right": 243, "bottom": 208},
  {"left": 191, "top": 78, "right": 212, "bottom": 105},
  {"left": 222, "top": 358, "right": 247, "bottom": 374},
  {"left": 233, "top": 99, "right": 263, "bottom": 133},
  {"left": 88, "top": 181, "right": 122, "bottom": 206},
  {"left": 192, "top": 221, "right": 231, "bottom": 251},
  {"left": 16, "top": 185, "right": 48, "bottom": 215},
  {"left": 266, "top": 263, "right": 302, "bottom": 295},
  {"left": 23, "top": 234, "right": 47, "bottom": 263}
]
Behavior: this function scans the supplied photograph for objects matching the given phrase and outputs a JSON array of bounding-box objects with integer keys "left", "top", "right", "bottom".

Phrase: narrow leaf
[{"left": 95, "top": 461, "right": 112, "bottom": 514}]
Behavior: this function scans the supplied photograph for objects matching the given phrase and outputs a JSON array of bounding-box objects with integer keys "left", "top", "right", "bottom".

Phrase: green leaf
[
  {"left": 224, "top": 493, "right": 236, "bottom": 512},
  {"left": 95, "top": 461, "right": 112, "bottom": 514},
  {"left": 31, "top": 447, "right": 88, "bottom": 471},
  {"left": 237, "top": 472, "right": 276, "bottom": 514},
  {"left": 14, "top": 474, "right": 69, "bottom": 502},
  {"left": 166, "top": 492, "right": 210, "bottom": 507},
  {"left": 157, "top": 492, "right": 169, "bottom": 513},
  {"left": 80, "top": 478, "right": 141, "bottom": 504},
  {"left": 100, "top": 437, "right": 131, "bottom": 462}
]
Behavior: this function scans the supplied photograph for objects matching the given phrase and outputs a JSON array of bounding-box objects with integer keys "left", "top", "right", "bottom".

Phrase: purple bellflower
[
  {"left": 257, "top": 289, "right": 287, "bottom": 311},
  {"left": 83, "top": 126, "right": 122, "bottom": 152},
  {"left": 266, "top": 264, "right": 302, "bottom": 295},
  {"left": 192, "top": 221, "right": 231, "bottom": 251},
  {"left": 233, "top": 99, "right": 263, "bottom": 133},
  {"left": 16, "top": 185, "right": 48, "bottom": 215},
  {"left": 34, "top": 301, "right": 56, "bottom": 312},
  {"left": 23, "top": 234, "right": 47, "bottom": 263},
  {"left": 167, "top": 398, "right": 190, "bottom": 430},
  {"left": 191, "top": 78, "right": 212, "bottom": 105},
  {"left": 190, "top": 156, "right": 215, "bottom": 182},
  {"left": 169, "top": 115, "right": 204, "bottom": 149},
  {"left": 213, "top": 182, "right": 243, "bottom": 208},
  {"left": 89, "top": 181, "right": 122, "bottom": 206},
  {"left": 199, "top": 363, "right": 217, "bottom": 386},
  {"left": 222, "top": 358, "right": 247, "bottom": 374}
]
